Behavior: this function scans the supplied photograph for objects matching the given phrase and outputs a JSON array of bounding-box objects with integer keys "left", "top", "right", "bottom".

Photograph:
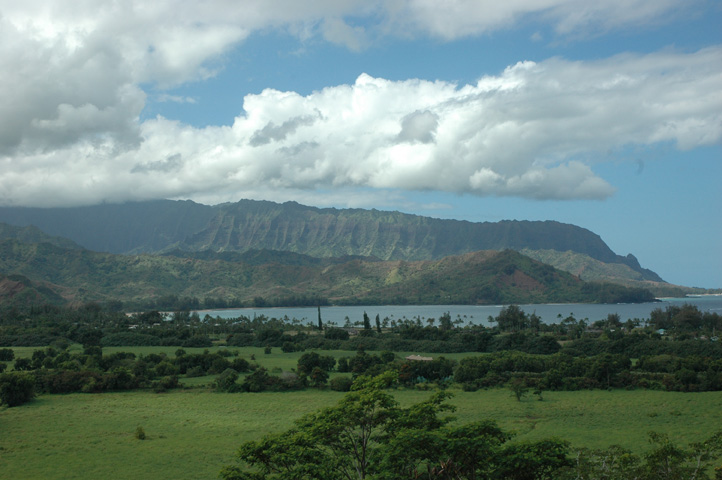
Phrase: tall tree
[
  {"left": 220, "top": 372, "right": 571, "bottom": 480},
  {"left": 363, "top": 312, "right": 371, "bottom": 331}
]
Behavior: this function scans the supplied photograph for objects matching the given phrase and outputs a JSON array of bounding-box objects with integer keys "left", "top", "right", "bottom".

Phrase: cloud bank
[{"left": 0, "top": 1, "right": 719, "bottom": 207}]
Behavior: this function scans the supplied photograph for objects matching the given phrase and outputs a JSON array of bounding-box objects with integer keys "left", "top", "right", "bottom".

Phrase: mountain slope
[
  {"left": 0, "top": 223, "right": 83, "bottom": 250},
  {"left": 0, "top": 200, "right": 215, "bottom": 254},
  {"left": 0, "top": 239, "right": 654, "bottom": 308},
  {"left": 0, "top": 274, "right": 67, "bottom": 307},
  {"left": 0, "top": 199, "right": 664, "bottom": 283}
]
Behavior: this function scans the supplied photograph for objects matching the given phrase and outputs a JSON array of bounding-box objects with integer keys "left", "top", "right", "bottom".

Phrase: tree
[
  {"left": 562, "top": 445, "right": 642, "bottom": 480},
  {"left": 496, "top": 439, "right": 571, "bottom": 480},
  {"left": 221, "top": 373, "right": 571, "bottom": 480},
  {"left": 0, "top": 372, "right": 36, "bottom": 407},
  {"left": 440, "top": 312, "right": 453, "bottom": 331},
  {"left": 13, "top": 357, "right": 32, "bottom": 371},
  {"left": 0, "top": 348, "right": 15, "bottom": 361},
  {"left": 227, "top": 372, "right": 398, "bottom": 480},
  {"left": 363, "top": 312, "right": 371, "bottom": 331},
  {"left": 644, "top": 431, "right": 722, "bottom": 480},
  {"left": 495, "top": 305, "right": 529, "bottom": 332},
  {"left": 215, "top": 368, "right": 240, "bottom": 392},
  {"left": 509, "top": 377, "right": 530, "bottom": 402},
  {"left": 309, "top": 367, "right": 329, "bottom": 388},
  {"left": 297, "top": 352, "right": 336, "bottom": 377},
  {"left": 318, "top": 306, "right": 323, "bottom": 331},
  {"left": 591, "top": 353, "right": 631, "bottom": 388}
]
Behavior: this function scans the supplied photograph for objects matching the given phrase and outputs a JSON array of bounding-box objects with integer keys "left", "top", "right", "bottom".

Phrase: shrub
[
  {"left": 0, "top": 348, "right": 14, "bottom": 361},
  {"left": 0, "top": 372, "right": 36, "bottom": 407},
  {"left": 281, "top": 342, "right": 299, "bottom": 353},
  {"left": 230, "top": 358, "right": 250, "bottom": 373},
  {"left": 185, "top": 366, "right": 205, "bottom": 377},
  {"left": 153, "top": 375, "right": 180, "bottom": 393},
  {"left": 329, "top": 376, "right": 353, "bottom": 392},
  {"left": 13, "top": 358, "right": 32, "bottom": 371},
  {"left": 134, "top": 426, "right": 146, "bottom": 440},
  {"left": 324, "top": 328, "right": 350, "bottom": 341},
  {"left": 214, "top": 369, "right": 240, "bottom": 393}
]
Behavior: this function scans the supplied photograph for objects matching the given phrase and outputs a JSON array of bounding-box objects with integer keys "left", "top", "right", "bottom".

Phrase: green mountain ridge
[
  {"left": 0, "top": 199, "right": 664, "bottom": 284},
  {"left": 0, "top": 238, "right": 655, "bottom": 309}
]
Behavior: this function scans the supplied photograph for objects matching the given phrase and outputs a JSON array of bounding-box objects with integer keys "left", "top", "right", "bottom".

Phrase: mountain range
[
  {"left": 0, "top": 199, "right": 686, "bottom": 309},
  {"left": 0, "top": 199, "right": 663, "bottom": 280}
]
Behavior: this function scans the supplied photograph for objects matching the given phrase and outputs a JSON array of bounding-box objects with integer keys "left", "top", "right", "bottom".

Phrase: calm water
[{"left": 197, "top": 296, "right": 722, "bottom": 327}]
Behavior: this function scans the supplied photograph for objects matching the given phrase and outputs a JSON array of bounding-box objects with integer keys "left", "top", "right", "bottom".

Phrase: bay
[{"left": 196, "top": 296, "right": 722, "bottom": 327}]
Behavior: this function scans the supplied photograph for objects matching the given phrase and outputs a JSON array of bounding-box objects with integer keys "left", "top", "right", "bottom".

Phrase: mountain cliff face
[
  {"left": 0, "top": 239, "right": 656, "bottom": 308},
  {"left": 0, "top": 199, "right": 663, "bottom": 282}
]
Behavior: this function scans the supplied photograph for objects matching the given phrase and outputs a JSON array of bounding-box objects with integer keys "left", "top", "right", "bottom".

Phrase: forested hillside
[
  {"left": 0, "top": 238, "right": 655, "bottom": 310},
  {"left": 0, "top": 199, "right": 664, "bottom": 284}
]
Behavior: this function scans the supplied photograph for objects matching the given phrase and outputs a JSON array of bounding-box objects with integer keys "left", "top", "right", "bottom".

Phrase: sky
[{"left": 0, "top": 1, "right": 720, "bottom": 288}]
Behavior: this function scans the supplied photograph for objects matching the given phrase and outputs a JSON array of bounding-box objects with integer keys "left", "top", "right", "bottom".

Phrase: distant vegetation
[
  {"left": 0, "top": 236, "right": 656, "bottom": 309},
  {"left": 3, "top": 301, "right": 722, "bottom": 479},
  {"left": 0, "top": 198, "right": 666, "bottom": 283},
  {"left": 2, "top": 302, "right": 721, "bottom": 408}
]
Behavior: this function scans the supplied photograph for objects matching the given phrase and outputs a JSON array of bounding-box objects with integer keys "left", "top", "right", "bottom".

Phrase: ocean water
[{"left": 196, "top": 296, "right": 722, "bottom": 327}]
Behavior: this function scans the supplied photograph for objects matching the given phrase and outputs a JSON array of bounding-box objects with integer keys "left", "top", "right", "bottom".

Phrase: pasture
[{"left": 2, "top": 385, "right": 721, "bottom": 479}]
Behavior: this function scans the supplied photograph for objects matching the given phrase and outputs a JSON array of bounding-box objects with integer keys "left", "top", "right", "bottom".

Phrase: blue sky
[{"left": 1, "top": 1, "right": 720, "bottom": 288}]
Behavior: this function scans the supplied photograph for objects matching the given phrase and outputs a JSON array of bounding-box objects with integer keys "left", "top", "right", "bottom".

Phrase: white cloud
[
  {"left": 321, "top": 17, "right": 368, "bottom": 51},
  {"left": 0, "top": 1, "right": 718, "bottom": 207},
  {"left": 0, "top": 0, "right": 702, "bottom": 158},
  {"left": 156, "top": 94, "right": 197, "bottom": 104},
  {"left": 2, "top": 46, "right": 720, "bottom": 207},
  {"left": 397, "top": 111, "right": 439, "bottom": 144},
  {"left": 382, "top": 0, "right": 693, "bottom": 39}
]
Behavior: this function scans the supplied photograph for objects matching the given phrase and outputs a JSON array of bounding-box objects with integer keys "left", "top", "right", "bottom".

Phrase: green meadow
[
  {"left": 3, "top": 345, "right": 722, "bottom": 478},
  {"left": 2, "top": 386, "right": 721, "bottom": 480}
]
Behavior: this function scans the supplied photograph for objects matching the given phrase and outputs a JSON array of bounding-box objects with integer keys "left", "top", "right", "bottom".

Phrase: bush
[
  {"left": 281, "top": 342, "right": 299, "bottom": 353},
  {"left": 13, "top": 357, "right": 32, "bottom": 371},
  {"left": 0, "top": 348, "right": 14, "bottom": 361},
  {"left": 0, "top": 372, "right": 36, "bottom": 407},
  {"left": 324, "top": 328, "right": 350, "bottom": 341},
  {"left": 215, "top": 368, "right": 240, "bottom": 392},
  {"left": 185, "top": 366, "right": 205, "bottom": 377},
  {"left": 135, "top": 426, "right": 146, "bottom": 440},
  {"left": 231, "top": 357, "right": 250, "bottom": 373},
  {"left": 153, "top": 375, "right": 180, "bottom": 393},
  {"left": 329, "top": 376, "right": 353, "bottom": 392}
]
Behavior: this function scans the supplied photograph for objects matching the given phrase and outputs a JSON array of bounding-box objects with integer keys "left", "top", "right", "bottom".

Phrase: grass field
[
  {"left": 2, "top": 386, "right": 721, "bottom": 480},
  {"left": 3, "top": 345, "right": 722, "bottom": 478}
]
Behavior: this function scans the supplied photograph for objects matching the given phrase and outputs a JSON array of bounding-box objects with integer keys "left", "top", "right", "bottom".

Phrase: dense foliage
[
  {"left": 220, "top": 372, "right": 722, "bottom": 480},
  {"left": 220, "top": 372, "right": 571, "bottom": 480},
  {"left": 1, "top": 235, "right": 657, "bottom": 310},
  {"left": 2, "top": 302, "right": 721, "bottom": 408}
]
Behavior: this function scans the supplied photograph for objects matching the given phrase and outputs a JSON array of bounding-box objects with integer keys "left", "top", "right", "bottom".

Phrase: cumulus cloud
[
  {"left": 0, "top": 0, "right": 700, "bottom": 158},
  {"left": 2, "top": 46, "right": 721, "bottom": 207},
  {"left": 397, "top": 111, "right": 439, "bottom": 144},
  {"left": 250, "top": 114, "right": 320, "bottom": 147},
  {"left": 0, "top": 1, "right": 718, "bottom": 207}
]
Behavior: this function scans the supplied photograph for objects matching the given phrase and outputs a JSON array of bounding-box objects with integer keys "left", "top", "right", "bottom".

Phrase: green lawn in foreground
[{"left": 2, "top": 387, "right": 721, "bottom": 480}]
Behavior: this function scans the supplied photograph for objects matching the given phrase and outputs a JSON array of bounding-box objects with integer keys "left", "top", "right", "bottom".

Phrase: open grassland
[{"left": 2, "top": 387, "right": 721, "bottom": 480}]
